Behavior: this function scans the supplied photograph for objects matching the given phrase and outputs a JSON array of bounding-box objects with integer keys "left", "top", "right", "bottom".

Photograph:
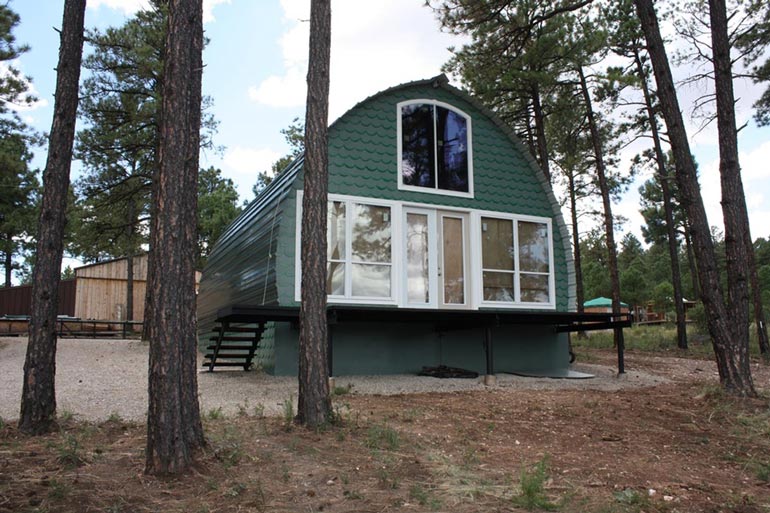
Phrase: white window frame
[
  {"left": 470, "top": 210, "right": 556, "bottom": 310},
  {"left": 295, "top": 192, "right": 400, "bottom": 306},
  {"left": 397, "top": 99, "right": 474, "bottom": 199},
  {"left": 294, "top": 193, "right": 555, "bottom": 310},
  {"left": 401, "top": 207, "right": 439, "bottom": 309}
]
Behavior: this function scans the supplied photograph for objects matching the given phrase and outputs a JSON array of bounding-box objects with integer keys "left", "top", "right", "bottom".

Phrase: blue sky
[{"left": 8, "top": 0, "right": 770, "bottom": 258}]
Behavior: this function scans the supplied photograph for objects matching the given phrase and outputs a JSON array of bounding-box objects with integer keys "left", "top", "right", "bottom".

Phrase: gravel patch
[{"left": 0, "top": 336, "right": 669, "bottom": 422}]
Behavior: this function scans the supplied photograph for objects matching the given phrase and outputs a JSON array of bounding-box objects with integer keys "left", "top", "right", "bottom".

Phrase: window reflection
[
  {"left": 351, "top": 264, "right": 391, "bottom": 297},
  {"left": 520, "top": 274, "right": 550, "bottom": 303},
  {"left": 325, "top": 200, "right": 393, "bottom": 299},
  {"left": 518, "top": 221, "right": 549, "bottom": 273},
  {"left": 401, "top": 102, "right": 469, "bottom": 194},
  {"left": 401, "top": 104, "right": 435, "bottom": 188},
  {"left": 436, "top": 107, "right": 469, "bottom": 192},
  {"left": 442, "top": 216, "right": 465, "bottom": 304},
  {"left": 481, "top": 217, "right": 515, "bottom": 302},
  {"left": 406, "top": 213, "right": 430, "bottom": 304},
  {"left": 352, "top": 204, "right": 391, "bottom": 263}
]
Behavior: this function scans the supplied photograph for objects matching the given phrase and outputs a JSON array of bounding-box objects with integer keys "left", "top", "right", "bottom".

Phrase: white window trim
[
  {"left": 294, "top": 191, "right": 400, "bottom": 306},
  {"left": 471, "top": 210, "right": 556, "bottom": 310},
  {"left": 402, "top": 207, "right": 438, "bottom": 309},
  {"left": 397, "top": 99, "right": 474, "bottom": 199},
  {"left": 295, "top": 192, "right": 555, "bottom": 310}
]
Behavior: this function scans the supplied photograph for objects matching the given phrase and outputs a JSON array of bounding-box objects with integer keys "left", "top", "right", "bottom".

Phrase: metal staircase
[{"left": 203, "top": 321, "right": 264, "bottom": 371}]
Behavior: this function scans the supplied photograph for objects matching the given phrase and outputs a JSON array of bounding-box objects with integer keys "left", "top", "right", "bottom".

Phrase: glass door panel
[
  {"left": 439, "top": 212, "right": 469, "bottom": 307},
  {"left": 406, "top": 212, "right": 430, "bottom": 304}
]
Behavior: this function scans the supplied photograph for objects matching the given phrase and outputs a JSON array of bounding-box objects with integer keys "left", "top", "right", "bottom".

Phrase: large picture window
[
  {"left": 325, "top": 199, "right": 393, "bottom": 300},
  {"left": 398, "top": 100, "right": 472, "bottom": 197},
  {"left": 480, "top": 216, "right": 552, "bottom": 305},
  {"left": 297, "top": 193, "right": 555, "bottom": 309}
]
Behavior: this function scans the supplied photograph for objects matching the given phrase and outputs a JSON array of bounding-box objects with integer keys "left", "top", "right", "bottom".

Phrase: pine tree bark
[
  {"left": 298, "top": 0, "right": 332, "bottom": 428},
  {"left": 126, "top": 198, "right": 135, "bottom": 322},
  {"left": 634, "top": 0, "right": 755, "bottom": 396},
  {"left": 633, "top": 48, "right": 687, "bottom": 349},
  {"left": 145, "top": 0, "right": 205, "bottom": 474},
  {"left": 530, "top": 84, "right": 551, "bottom": 182},
  {"left": 684, "top": 221, "right": 699, "bottom": 299},
  {"left": 711, "top": 0, "right": 769, "bottom": 358},
  {"left": 19, "top": 0, "right": 85, "bottom": 435},
  {"left": 577, "top": 65, "right": 624, "bottom": 353},
  {"left": 568, "top": 168, "right": 586, "bottom": 339},
  {"left": 3, "top": 247, "right": 11, "bottom": 288},
  {"left": 709, "top": 0, "right": 752, "bottom": 353}
]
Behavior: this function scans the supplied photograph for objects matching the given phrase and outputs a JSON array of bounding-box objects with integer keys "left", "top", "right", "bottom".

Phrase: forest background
[{"left": 2, "top": 0, "right": 769, "bottom": 311}]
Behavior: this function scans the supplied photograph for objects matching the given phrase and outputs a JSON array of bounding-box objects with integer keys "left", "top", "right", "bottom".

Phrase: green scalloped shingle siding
[{"left": 275, "top": 83, "right": 571, "bottom": 310}]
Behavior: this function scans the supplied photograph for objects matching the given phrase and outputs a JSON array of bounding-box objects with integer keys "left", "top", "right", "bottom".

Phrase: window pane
[
  {"left": 352, "top": 204, "right": 391, "bottom": 263},
  {"left": 406, "top": 213, "right": 430, "bottom": 304},
  {"left": 481, "top": 217, "right": 514, "bottom": 271},
  {"left": 442, "top": 217, "right": 465, "bottom": 304},
  {"left": 401, "top": 103, "right": 435, "bottom": 188},
  {"left": 483, "top": 271, "right": 514, "bottom": 302},
  {"left": 327, "top": 201, "right": 345, "bottom": 260},
  {"left": 351, "top": 264, "right": 391, "bottom": 297},
  {"left": 520, "top": 274, "right": 550, "bottom": 303},
  {"left": 436, "top": 107, "right": 469, "bottom": 192},
  {"left": 326, "top": 261, "right": 345, "bottom": 295},
  {"left": 518, "top": 222, "right": 549, "bottom": 273}
]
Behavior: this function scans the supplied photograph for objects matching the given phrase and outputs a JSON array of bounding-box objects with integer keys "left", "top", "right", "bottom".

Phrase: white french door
[{"left": 402, "top": 208, "right": 470, "bottom": 309}]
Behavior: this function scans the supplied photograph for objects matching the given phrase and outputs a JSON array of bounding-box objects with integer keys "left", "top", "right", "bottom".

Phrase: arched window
[{"left": 397, "top": 100, "right": 473, "bottom": 197}]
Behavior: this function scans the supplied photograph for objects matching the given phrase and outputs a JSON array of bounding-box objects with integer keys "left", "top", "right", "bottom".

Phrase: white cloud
[
  {"left": 87, "top": 0, "right": 151, "bottom": 14},
  {"left": 248, "top": 67, "right": 307, "bottom": 108},
  {"left": 203, "top": 0, "right": 230, "bottom": 23},
  {"left": 0, "top": 61, "right": 48, "bottom": 112},
  {"left": 248, "top": 0, "right": 466, "bottom": 117},
  {"left": 222, "top": 146, "right": 282, "bottom": 195},
  {"left": 87, "top": 0, "right": 229, "bottom": 23},
  {"left": 692, "top": 139, "right": 770, "bottom": 239}
]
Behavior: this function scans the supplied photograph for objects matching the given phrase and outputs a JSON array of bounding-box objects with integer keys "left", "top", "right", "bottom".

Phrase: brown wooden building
[
  {"left": 1, "top": 255, "right": 200, "bottom": 322},
  {"left": 75, "top": 255, "right": 201, "bottom": 321}
]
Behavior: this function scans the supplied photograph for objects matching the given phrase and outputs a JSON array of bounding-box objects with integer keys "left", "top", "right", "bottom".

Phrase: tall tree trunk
[
  {"left": 19, "top": 0, "right": 85, "bottom": 435},
  {"left": 577, "top": 65, "right": 623, "bottom": 350},
  {"left": 684, "top": 221, "right": 699, "bottom": 299},
  {"left": 749, "top": 249, "right": 769, "bottom": 357},
  {"left": 633, "top": 48, "right": 687, "bottom": 349},
  {"left": 298, "top": 0, "right": 332, "bottom": 428},
  {"left": 530, "top": 84, "right": 551, "bottom": 182},
  {"left": 126, "top": 198, "right": 135, "bottom": 322},
  {"left": 634, "top": 0, "right": 755, "bottom": 396},
  {"left": 145, "top": 0, "right": 205, "bottom": 474},
  {"left": 3, "top": 245, "right": 11, "bottom": 287},
  {"left": 568, "top": 168, "right": 586, "bottom": 339},
  {"left": 709, "top": 0, "right": 752, "bottom": 355},
  {"left": 710, "top": 0, "right": 769, "bottom": 358}
]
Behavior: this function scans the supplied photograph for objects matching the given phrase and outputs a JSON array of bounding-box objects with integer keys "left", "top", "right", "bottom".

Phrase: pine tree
[
  {"left": 20, "top": 0, "right": 86, "bottom": 435},
  {"left": 297, "top": 0, "right": 332, "bottom": 428},
  {"left": 145, "top": 0, "right": 205, "bottom": 474}
]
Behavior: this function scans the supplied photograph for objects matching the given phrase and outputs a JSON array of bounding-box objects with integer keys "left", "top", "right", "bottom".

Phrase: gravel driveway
[{"left": 0, "top": 336, "right": 668, "bottom": 422}]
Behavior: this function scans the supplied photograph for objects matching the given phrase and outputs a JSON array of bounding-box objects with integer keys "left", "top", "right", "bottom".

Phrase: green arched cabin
[{"left": 196, "top": 75, "right": 611, "bottom": 377}]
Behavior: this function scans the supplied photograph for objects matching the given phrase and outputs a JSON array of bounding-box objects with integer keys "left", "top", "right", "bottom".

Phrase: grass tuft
[
  {"left": 511, "top": 456, "right": 558, "bottom": 511},
  {"left": 364, "top": 423, "right": 400, "bottom": 451},
  {"left": 56, "top": 434, "right": 86, "bottom": 469}
]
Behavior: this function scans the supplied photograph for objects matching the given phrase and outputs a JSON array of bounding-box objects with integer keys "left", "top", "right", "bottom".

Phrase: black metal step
[
  {"left": 206, "top": 344, "right": 252, "bottom": 351},
  {"left": 208, "top": 335, "right": 257, "bottom": 342},
  {"left": 211, "top": 326, "right": 260, "bottom": 333},
  {"left": 201, "top": 361, "right": 249, "bottom": 367},
  {"left": 204, "top": 352, "right": 250, "bottom": 359}
]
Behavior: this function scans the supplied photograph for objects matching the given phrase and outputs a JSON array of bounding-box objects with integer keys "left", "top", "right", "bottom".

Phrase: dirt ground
[{"left": 1, "top": 348, "right": 769, "bottom": 513}]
